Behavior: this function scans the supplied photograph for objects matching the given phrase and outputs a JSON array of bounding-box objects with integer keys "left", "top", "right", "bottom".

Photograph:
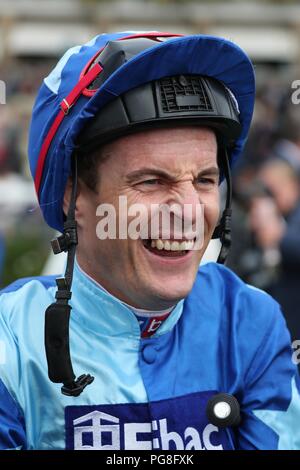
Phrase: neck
[{"left": 76, "top": 255, "right": 176, "bottom": 312}]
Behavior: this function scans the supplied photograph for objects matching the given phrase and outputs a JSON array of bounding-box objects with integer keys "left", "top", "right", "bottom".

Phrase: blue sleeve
[
  {"left": 237, "top": 298, "right": 300, "bottom": 450},
  {"left": 0, "top": 379, "right": 26, "bottom": 450},
  {"left": 0, "top": 293, "right": 27, "bottom": 450}
]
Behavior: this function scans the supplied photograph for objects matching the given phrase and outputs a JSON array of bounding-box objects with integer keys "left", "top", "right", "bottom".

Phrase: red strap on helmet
[
  {"left": 80, "top": 32, "right": 183, "bottom": 97},
  {"left": 34, "top": 63, "right": 103, "bottom": 196},
  {"left": 118, "top": 32, "right": 183, "bottom": 41}
]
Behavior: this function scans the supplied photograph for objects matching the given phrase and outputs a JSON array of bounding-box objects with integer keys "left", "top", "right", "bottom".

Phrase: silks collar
[{"left": 70, "top": 259, "right": 184, "bottom": 339}]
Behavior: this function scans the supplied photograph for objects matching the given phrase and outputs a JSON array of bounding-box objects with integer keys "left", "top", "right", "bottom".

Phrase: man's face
[{"left": 75, "top": 127, "right": 220, "bottom": 309}]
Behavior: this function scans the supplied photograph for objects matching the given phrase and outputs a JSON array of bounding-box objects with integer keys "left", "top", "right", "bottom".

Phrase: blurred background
[{"left": 0, "top": 0, "right": 300, "bottom": 343}]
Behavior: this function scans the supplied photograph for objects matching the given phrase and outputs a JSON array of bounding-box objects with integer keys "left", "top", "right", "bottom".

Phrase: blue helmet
[{"left": 28, "top": 31, "right": 255, "bottom": 233}]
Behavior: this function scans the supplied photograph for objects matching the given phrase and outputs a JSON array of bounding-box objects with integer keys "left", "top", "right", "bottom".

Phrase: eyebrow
[
  {"left": 197, "top": 166, "right": 220, "bottom": 177},
  {"left": 126, "top": 166, "right": 220, "bottom": 183},
  {"left": 126, "top": 168, "right": 176, "bottom": 183}
]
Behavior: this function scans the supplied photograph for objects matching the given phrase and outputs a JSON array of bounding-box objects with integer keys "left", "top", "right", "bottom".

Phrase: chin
[{"left": 149, "top": 278, "right": 196, "bottom": 307}]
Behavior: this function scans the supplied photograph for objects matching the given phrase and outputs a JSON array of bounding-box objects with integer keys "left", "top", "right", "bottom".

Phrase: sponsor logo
[
  {"left": 65, "top": 393, "right": 234, "bottom": 450},
  {"left": 71, "top": 410, "right": 223, "bottom": 450}
]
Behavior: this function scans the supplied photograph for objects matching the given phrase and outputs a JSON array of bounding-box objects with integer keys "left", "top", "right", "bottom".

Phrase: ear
[
  {"left": 63, "top": 177, "right": 84, "bottom": 217},
  {"left": 64, "top": 178, "right": 92, "bottom": 229}
]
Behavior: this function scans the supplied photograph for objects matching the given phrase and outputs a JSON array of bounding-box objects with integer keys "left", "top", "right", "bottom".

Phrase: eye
[
  {"left": 140, "top": 178, "right": 162, "bottom": 186},
  {"left": 196, "top": 177, "right": 216, "bottom": 186}
]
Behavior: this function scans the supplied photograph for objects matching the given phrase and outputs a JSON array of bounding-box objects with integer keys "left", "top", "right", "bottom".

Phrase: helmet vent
[{"left": 159, "top": 75, "right": 213, "bottom": 114}]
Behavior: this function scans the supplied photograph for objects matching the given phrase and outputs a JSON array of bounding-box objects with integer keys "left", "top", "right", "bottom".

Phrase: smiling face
[{"left": 72, "top": 126, "right": 220, "bottom": 310}]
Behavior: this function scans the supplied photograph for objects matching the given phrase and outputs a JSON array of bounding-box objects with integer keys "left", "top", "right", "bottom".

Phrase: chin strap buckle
[
  {"left": 217, "top": 208, "right": 232, "bottom": 264},
  {"left": 51, "top": 220, "right": 78, "bottom": 255},
  {"left": 61, "top": 374, "right": 95, "bottom": 397},
  {"left": 54, "top": 278, "right": 72, "bottom": 302},
  {"left": 220, "top": 208, "right": 232, "bottom": 245}
]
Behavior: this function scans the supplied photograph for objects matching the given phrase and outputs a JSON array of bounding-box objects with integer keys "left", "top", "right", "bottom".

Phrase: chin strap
[
  {"left": 44, "top": 148, "right": 232, "bottom": 396},
  {"left": 44, "top": 157, "right": 94, "bottom": 396},
  {"left": 212, "top": 148, "right": 232, "bottom": 264}
]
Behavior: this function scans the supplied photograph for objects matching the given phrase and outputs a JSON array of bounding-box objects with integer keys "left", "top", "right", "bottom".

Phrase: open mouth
[{"left": 142, "top": 238, "right": 196, "bottom": 257}]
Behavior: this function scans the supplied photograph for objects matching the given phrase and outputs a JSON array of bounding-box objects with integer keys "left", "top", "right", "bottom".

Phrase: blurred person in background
[
  {"left": 226, "top": 167, "right": 273, "bottom": 288},
  {"left": 0, "top": 108, "right": 35, "bottom": 229},
  {"left": 250, "top": 158, "right": 300, "bottom": 342},
  {"left": 0, "top": 105, "right": 44, "bottom": 288},
  {"left": 227, "top": 157, "right": 300, "bottom": 344},
  {"left": 234, "top": 83, "right": 284, "bottom": 173},
  {"left": 273, "top": 102, "right": 300, "bottom": 174}
]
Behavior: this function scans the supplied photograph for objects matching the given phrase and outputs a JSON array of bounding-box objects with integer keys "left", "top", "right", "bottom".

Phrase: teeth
[
  {"left": 150, "top": 239, "right": 194, "bottom": 251},
  {"left": 171, "top": 241, "right": 179, "bottom": 251},
  {"left": 180, "top": 240, "right": 194, "bottom": 250},
  {"left": 156, "top": 239, "right": 164, "bottom": 250}
]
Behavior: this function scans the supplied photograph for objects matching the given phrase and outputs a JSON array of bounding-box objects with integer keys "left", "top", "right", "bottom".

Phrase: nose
[{"left": 167, "top": 180, "right": 202, "bottom": 224}]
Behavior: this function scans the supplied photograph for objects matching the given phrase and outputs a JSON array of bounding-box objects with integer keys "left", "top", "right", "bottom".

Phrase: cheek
[
  {"left": 77, "top": 201, "right": 96, "bottom": 236},
  {"left": 79, "top": 199, "right": 109, "bottom": 250},
  {"left": 203, "top": 194, "right": 220, "bottom": 230}
]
